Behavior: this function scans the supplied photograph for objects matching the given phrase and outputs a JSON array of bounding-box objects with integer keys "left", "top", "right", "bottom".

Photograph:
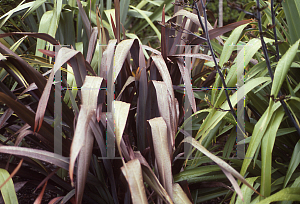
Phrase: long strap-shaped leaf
[
  {"left": 173, "top": 183, "right": 192, "bottom": 204},
  {"left": 0, "top": 168, "right": 19, "bottom": 204},
  {"left": 121, "top": 159, "right": 148, "bottom": 204},
  {"left": 148, "top": 117, "right": 173, "bottom": 199},
  {"left": 69, "top": 76, "right": 103, "bottom": 204},
  {"left": 0, "top": 146, "right": 69, "bottom": 170},
  {"left": 183, "top": 136, "right": 262, "bottom": 201},
  {"left": 34, "top": 47, "right": 79, "bottom": 132}
]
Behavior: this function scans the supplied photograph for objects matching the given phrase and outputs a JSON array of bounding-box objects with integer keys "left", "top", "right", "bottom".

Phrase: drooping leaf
[
  {"left": 134, "top": 151, "right": 173, "bottom": 204},
  {"left": 121, "top": 159, "right": 148, "bottom": 204},
  {"left": 0, "top": 146, "right": 69, "bottom": 170},
  {"left": 113, "top": 101, "right": 131, "bottom": 158},
  {"left": 173, "top": 183, "right": 192, "bottom": 204},
  {"left": 152, "top": 55, "right": 177, "bottom": 146},
  {"left": 0, "top": 32, "right": 59, "bottom": 46},
  {"left": 151, "top": 80, "right": 173, "bottom": 155},
  {"left": 148, "top": 117, "right": 173, "bottom": 199},
  {"left": 69, "top": 76, "right": 102, "bottom": 203},
  {"left": 0, "top": 92, "right": 57, "bottom": 152},
  {"left": 184, "top": 136, "right": 262, "bottom": 201},
  {"left": 113, "top": 39, "right": 137, "bottom": 82},
  {"left": 129, "top": 5, "right": 161, "bottom": 41},
  {"left": 100, "top": 39, "right": 117, "bottom": 79},
  {"left": 34, "top": 47, "right": 79, "bottom": 132}
]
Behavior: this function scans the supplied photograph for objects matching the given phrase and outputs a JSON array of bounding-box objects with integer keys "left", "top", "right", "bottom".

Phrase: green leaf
[
  {"left": 218, "top": 23, "right": 249, "bottom": 67},
  {"left": 236, "top": 177, "right": 258, "bottom": 204},
  {"left": 0, "top": 1, "right": 34, "bottom": 28},
  {"left": 196, "top": 77, "right": 271, "bottom": 143},
  {"left": 271, "top": 39, "right": 300, "bottom": 98},
  {"left": 282, "top": 0, "right": 300, "bottom": 44},
  {"left": 35, "top": 11, "right": 54, "bottom": 57},
  {"left": 174, "top": 165, "right": 222, "bottom": 183},
  {"left": 256, "top": 188, "right": 300, "bottom": 204},
  {"left": 184, "top": 137, "right": 261, "bottom": 201},
  {"left": 261, "top": 108, "right": 285, "bottom": 197},
  {"left": 0, "top": 169, "right": 18, "bottom": 204},
  {"left": 284, "top": 140, "right": 300, "bottom": 188},
  {"left": 22, "top": 0, "right": 46, "bottom": 19},
  {"left": 129, "top": 5, "right": 161, "bottom": 42}
]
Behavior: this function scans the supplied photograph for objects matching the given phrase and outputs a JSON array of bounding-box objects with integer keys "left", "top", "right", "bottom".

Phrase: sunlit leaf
[
  {"left": 184, "top": 136, "right": 262, "bottom": 201},
  {"left": 113, "top": 101, "right": 131, "bottom": 158},
  {"left": 148, "top": 117, "right": 173, "bottom": 199},
  {"left": 271, "top": 39, "right": 300, "bottom": 97},
  {"left": 256, "top": 188, "right": 300, "bottom": 204},
  {"left": 0, "top": 146, "right": 69, "bottom": 170},
  {"left": 121, "top": 159, "right": 148, "bottom": 204},
  {"left": 173, "top": 183, "right": 192, "bottom": 204},
  {"left": 0, "top": 168, "right": 18, "bottom": 204}
]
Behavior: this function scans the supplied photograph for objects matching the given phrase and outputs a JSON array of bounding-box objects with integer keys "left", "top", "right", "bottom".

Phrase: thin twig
[{"left": 271, "top": 0, "right": 280, "bottom": 62}]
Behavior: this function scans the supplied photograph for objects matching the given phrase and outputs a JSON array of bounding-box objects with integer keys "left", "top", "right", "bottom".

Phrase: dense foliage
[{"left": 0, "top": 0, "right": 299, "bottom": 204}]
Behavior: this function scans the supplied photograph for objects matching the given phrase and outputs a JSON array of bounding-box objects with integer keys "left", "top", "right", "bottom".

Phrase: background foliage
[{"left": 0, "top": 0, "right": 299, "bottom": 204}]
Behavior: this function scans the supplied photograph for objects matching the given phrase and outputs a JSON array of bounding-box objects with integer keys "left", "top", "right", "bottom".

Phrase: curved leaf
[
  {"left": 148, "top": 117, "right": 173, "bottom": 199},
  {"left": 0, "top": 169, "right": 18, "bottom": 204},
  {"left": 173, "top": 183, "right": 192, "bottom": 204},
  {"left": 284, "top": 140, "right": 300, "bottom": 188},
  {"left": 35, "top": 47, "right": 79, "bottom": 132},
  {"left": 113, "top": 39, "right": 137, "bottom": 82},
  {"left": 121, "top": 159, "right": 148, "bottom": 204},
  {"left": 184, "top": 136, "right": 262, "bottom": 201},
  {"left": 113, "top": 101, "right": 131, "bottom": 157},
  {"left": 129, "top": 5, "right": 161, "bottom": 41},
  {"left": 271, "top": 39, "right": 300, "bottom": 97},
  {"left": 69, "top": 76, "right": 102, "bottom": 204},
  {"left": 0, "top": 146, "right": 69, "bottom": 170},
  {"left": 256, "top": 188, "right": 300, "bottom": 204}
]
